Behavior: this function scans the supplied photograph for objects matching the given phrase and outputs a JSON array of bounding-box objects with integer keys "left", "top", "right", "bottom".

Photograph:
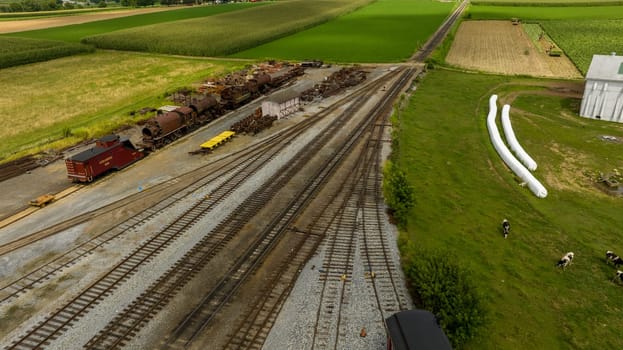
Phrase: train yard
[{"left": 0, "top": 62, "right": 421, "bottom": 349}]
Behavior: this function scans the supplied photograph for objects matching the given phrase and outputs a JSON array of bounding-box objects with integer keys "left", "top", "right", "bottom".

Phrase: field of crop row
[
  {"left": 232, "top": 0, "right": 454, "bottom": 62},
  {"left": 396, "top": 68, "right": 623, "bottom": 348},
  {"left": 0, "top": 36, "right": 93, "bottom": 68},
  {"left": 3, "top": 4, "right": 257, "bottom": 42},
  {"left": 466, "top": 4, "right": 623, "bottom": 75},
  {"left": 82, "top": 0, "right": 374, "bottom": 57},
  {"left": 542, "top": 19, "right": 623, "bottom": 74}
]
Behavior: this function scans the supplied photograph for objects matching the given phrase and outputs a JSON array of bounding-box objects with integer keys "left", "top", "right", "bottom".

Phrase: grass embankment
[
  {"left": 232, "top": 0, "right": 454, "bottom": 63},
  {"left": 395, "top": 68, "right": 623, "bottom": 348},
  {"left": 0, "top": 52, "right": 245, "bottom": 162},
  {"left": 82, "top": 0, "right": 374, "bottom": 57},
  {"left": 3, "top": 4, "right": 259, "bottom": 42},
  {"left": 0, "top": 36, "right": 93, "bottom": 68}
]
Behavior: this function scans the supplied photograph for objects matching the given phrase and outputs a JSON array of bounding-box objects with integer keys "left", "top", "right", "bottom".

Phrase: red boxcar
[{"left": 65, "top": 135, "right": 144, "bottom": 182}]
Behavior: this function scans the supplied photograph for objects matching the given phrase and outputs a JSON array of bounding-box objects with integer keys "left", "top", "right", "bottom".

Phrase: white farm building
[{"left": 580, "top": 53, "right": 623, "bottom": 122}]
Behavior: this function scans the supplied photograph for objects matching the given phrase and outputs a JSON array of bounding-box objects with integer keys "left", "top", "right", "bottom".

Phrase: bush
[
  {"left": 402, "top": 245, "right": 487, "bottom": 349},
  {"left": 383, "top": 160, "right": 415, "bottom": 228}
]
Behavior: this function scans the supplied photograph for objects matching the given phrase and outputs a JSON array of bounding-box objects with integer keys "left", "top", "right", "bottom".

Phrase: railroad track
[
  {"left": 4, "top": 114, "right": 323, "bottom": 349},
  {"left": 0, "top": 94, "right": 353, "bottom": 306},
  {"left": 151, "top": 77, "right": 397, "bottom": 349},
  {"left": 308, "top": 67, "right": 415, "bottom": 349},
  {"left": 156, "top": 69, "right": 407, "bottom": 349},
  {"left": 411, "top": 0, "right": 468, "bottom": 62},
  {"left": 3, "top": 67, "right": 397, "bottom": 349},
  {"left": 189, "top": 67, "right": 416, "bottom": 350}
]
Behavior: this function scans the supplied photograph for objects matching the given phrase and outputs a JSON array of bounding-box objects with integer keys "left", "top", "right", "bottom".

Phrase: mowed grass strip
[
  {"left": 0, "top": 36, "right": 93, "bottom": 68},
  {"left": 541, "top": 19, "right": 623, "bottom": 74},
  {"left": 397, "top": 69, "right": 623, "bottom": 348},
  {"left": 0, "top": 51, "right": 244, "bottom": 161},
  {"left": 467, "top": 4, "right": 623, "bottom": 19},
  {"left": 3, "top": 4, "right": 260, "bottom": 42},
  {"left": 82, "top": 0, "right": 373, "bottom": 57},
  {"left": 232, "top": 0, "right": 454, "bottom": 63}
]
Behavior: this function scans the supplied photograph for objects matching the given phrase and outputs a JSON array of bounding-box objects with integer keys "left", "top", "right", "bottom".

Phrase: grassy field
[
  {"left": 82, "top": 0, "right": 373, "bottom": 57},
  {"left": 0, "top": 36, "right": 93, "bottom": 68},
  {"left": 395, "top": 68, "right": 623, "bottom": 348},
  {"left": 467, "top": 4, "right": 623, "bottom": 19},
  {"left": 3, "top": 4, "right": 259, "bottom": 42},
  {"left": 0, "top": 52, "right": 246, "bottom": 161},
  {"left": 231, "top": 0, "right": 454, "bottom": 63}
]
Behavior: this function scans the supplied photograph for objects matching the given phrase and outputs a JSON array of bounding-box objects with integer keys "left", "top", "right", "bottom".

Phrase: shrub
[
  {"left": 402, "top": 245, "right": 487, "bottom": 349},
  {"left": 383, "top": 160, "right": 415, "bottom": 228}
]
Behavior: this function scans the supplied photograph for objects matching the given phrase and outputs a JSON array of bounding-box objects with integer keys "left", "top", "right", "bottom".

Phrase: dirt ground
[
  {"left": 0, "top": 7, "right": 177, "bottom": 34},
  {"left": 445, "top": 20, "right": 582, "bottom": 79}
]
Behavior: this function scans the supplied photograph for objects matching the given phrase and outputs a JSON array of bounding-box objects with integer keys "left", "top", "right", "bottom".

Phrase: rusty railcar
[
  {"left": 190, "top": 95, "right": 221, "bottom": 123},
  {"left": 65, "top": 135, "right": 144, "bottom": 182},
  {"left": 141, "top": 107, "right": 196, "bottom": 150}
]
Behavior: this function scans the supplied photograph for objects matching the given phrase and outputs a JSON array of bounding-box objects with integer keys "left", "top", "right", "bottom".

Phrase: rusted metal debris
[
  {"left": 300, "top": 66, "right": 367, "bottom": 102},
  {"left": 230, "top": 108, "right": 277, "bottom": 135}
]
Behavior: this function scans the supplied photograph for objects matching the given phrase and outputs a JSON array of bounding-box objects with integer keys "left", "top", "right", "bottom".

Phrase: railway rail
[
  {"left": 91, "top": 70, "right": 403, "bottom": 350},
  {"left": 3, "top": 68, "right": 398, "bottom": 350},
  {"left": 310, "top": 67, "right": 414, "bottom": 349},
  {"left": 167, "top": 67, "right": 415, "bottom": 349},
  {"left": 411, "top": 0, "right": 468, "bottom": 62}
]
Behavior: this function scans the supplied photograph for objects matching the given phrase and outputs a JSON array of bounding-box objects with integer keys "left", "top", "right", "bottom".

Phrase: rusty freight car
[{"left": 65, "top": 135, "right": 144, "bottom": 182}]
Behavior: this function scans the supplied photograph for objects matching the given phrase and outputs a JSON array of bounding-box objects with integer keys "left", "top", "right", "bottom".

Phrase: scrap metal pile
[
  {"left": 300, "top": 66, "right": 367, "bottom": 102},
  {"left": 230, "top": 108, "right": 277, "bottom": 135}
]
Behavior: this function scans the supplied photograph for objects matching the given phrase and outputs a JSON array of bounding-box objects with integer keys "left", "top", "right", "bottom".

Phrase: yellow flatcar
[{"left": 200, "top": 130, "right": 236, "bottom": 151}]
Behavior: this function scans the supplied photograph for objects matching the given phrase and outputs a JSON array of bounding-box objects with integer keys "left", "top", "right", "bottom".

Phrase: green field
[
  {"left": 231, "top": 0, "right": 454, "bottom": 63},
  {"left": 82, "top": 0, "right": 373, "bottom": 57},
  {"left": 0, "top": 52, "right": 245, "bottom": 161},
  {"left": 471, "top": 0, "right": 623, "bottom": 5},
  {"left": 395, "top": 68, "right": 623, "bottom": 348},
  {"left": 0, "top": 36, "right": 93, "bottom": 68},
  {"left": 467, "top": 4, "right": 623, "bottom": 19},
  {"left": 3, "top": 4, "right": 259, "bottom": 42}
]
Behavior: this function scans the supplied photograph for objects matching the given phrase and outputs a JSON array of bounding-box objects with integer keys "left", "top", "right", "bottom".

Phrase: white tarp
[
  {"left": 501, "top": 104, "right": 538, "bottom": 171},
  {"left": 487, "top": 95, "right": 547, "bottom": 198}
]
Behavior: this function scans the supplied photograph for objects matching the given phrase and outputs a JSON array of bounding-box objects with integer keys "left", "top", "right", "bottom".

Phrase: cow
[
  {"left": 613, "top": 270, "right": 623, "bottom": 284},
  {"left": 556, "top": 252, "right": 574, "bottom": 269},
  {"left": 606, "top": 251, "right": 623, "bottom": 267},
  {"left": 502, "top": 219, "right": 510, "bottom": 239}
]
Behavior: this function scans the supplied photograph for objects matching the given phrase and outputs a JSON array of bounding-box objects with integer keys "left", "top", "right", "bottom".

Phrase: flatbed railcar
[
  {"left": 199, "top": 131, "right": 236, "bottom": 151},
  {"left": 65, "top": 135, "right": 144, "bottom": 182}
]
